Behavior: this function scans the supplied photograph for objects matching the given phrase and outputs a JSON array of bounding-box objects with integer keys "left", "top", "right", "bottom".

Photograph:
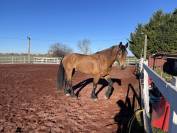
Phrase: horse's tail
[{"left": 56, "top": 59, "right": 65, "bottom": 90}]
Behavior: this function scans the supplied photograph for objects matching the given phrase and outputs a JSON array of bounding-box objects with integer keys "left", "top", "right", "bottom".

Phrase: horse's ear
[
  {"left": 119, "top": 42, "right": 123, "bottom": 47},
  {"left": 125, "top": 43, "right": 128, "bottom": 48}
]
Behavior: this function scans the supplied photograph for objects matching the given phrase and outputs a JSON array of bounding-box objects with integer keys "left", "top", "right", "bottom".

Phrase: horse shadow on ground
[
  {"left": 73, "top": 78, "right": 121, "bottom": 97},
  {"left": 114, "top": 83, "right": 144, "bottom": 133}
]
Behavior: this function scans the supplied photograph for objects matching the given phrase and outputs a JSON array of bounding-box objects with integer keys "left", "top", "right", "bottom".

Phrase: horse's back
[
  {"left": 62, "top": 53, "right": 78, "bottom": 67},
  {"left": 63, "top": 53, "right": 88, "bottom": 64},
  {"left": 63, "top": 53, "right": 100, "bottom": 74}
]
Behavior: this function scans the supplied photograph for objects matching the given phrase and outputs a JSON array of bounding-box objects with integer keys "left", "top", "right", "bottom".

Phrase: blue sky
[{"left": 0, "top": 0, "right": 176, "bottom": 55}]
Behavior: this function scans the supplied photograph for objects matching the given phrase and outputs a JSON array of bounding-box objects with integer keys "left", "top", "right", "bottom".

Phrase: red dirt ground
[{"left": 0, "top": 64, "right": 140, "bottom": 133}]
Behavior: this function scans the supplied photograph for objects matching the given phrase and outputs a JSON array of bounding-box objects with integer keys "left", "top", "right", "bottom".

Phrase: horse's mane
[
  {"left": 94, "top": 44, "right": 128, "bottom": 57},
  {"left": 94, "top": 45, "right": 116, "bottom": 55}
]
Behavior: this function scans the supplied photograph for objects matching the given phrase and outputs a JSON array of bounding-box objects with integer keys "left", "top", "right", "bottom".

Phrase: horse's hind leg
[
  {"left": 104, "top": 75, "right": 113, "bottom": 99},
  {"left": 68, "top": 80, "right": 76, "bottom": 97},
  {"left": 65, "top": 69, "right": 76, "bottom": 97},
  {"left": 64, "top": 80, "right": 71, "bottom": 96},
  {"left": 91, "top": 76, "right": 99, "bottom": 100}
]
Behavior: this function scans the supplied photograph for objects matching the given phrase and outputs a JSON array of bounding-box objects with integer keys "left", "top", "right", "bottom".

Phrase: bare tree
[
  {"left": 48, "top": 43, "right": 73, "bottom": 57},
  {"left": 77, "top": 39, "right": 91, "bottom": 55}
]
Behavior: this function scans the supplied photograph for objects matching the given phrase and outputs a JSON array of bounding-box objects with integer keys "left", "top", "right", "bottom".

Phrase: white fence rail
[
  {"left": 142, "top": 59, "right": 177, "bottom": 133},
  {"left": 0, "top": 56, "right": 138, "bottom": 65},
  {"left": 0, "top": 56, "right": 61, "bottom": 64},
  {"left": 126, "top": 57, "right": 139, "bottom": 65},
  {"left": 33, "top": 57, "right": 60, "bottom": 64}
]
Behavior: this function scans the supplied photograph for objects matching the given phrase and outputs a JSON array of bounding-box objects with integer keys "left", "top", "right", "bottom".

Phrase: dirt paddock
[{"left": 0, "top": 64, "right": 140, "bottom": 133}]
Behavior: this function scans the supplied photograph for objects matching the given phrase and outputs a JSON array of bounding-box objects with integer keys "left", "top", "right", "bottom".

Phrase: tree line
[
  {"left": 129, "top": 8, "right": 177, "bottom": 59},
  {"left": 48, "top": 39, "right": 91, "bottom": 57},
  {"left": 0, "top": 39, "right": 92, "bottom": 57}
]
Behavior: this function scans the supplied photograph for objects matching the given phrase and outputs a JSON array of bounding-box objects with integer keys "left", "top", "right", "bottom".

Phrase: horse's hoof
[
  {"left": 91, "top": 97, "right": 98, "bottom": 101},
  {"left": 91, "top": 95, "right": 98, "bottom": 101},
  {"left": 71, "top": 94, "right": 77, "bottom": 98},
  {"left": 93, "top": 98, "right": 98, "bottom": 101},
  {"left": 65, "top": 93, "right": 71, "bottom": 96},
  {"left": 71, "top": 95, "right": 78, "bottom": 99},
  {"left": 104, "top": 96, "right": 109, "bottom": 100}
]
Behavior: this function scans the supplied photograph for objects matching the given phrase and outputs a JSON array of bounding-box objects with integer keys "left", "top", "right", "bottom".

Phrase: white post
[
  {"left": 12, "top": 56, "right": 14, "bottom": 64},
  {"left": 140, "top": 58, "right": 144, "bottom": 72},
  {"left": 143, "top": 61, "right": 150, "bottom": 115},
  {"left": 143, "top": 60, "right": 151, "bottom": 132},
  {"left": 169, "top": 76, "right": 177, "bottom": 133},
  {"left": 144, "top": 34, "right": 148, "bottom": 60},
  {"left": 27, "top": 36, "right": 31, "bottom": 63},
  {"left": 24, "top": 57, "right": 25, "bottom": 63}
]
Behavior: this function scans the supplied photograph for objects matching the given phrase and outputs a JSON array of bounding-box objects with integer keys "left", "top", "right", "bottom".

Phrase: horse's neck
[
  {"left": 96, "top": 48, "right": 117, "bottom": 66},
  {"left": 109, "top": 49, "right": 118, "bottom": 66}
]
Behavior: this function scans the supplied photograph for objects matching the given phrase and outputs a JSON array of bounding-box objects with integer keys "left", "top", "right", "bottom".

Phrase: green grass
[
  {"left": 154, "top": 67, "right": 172, "bottom": 81},
  {"left": 152, "top": 127, "right": 167, "bottom": 133}
]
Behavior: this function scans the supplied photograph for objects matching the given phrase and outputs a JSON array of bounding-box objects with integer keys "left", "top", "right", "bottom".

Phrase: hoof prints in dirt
[{"left": 0, "top": 64, "right": 139, "bottom": 132}]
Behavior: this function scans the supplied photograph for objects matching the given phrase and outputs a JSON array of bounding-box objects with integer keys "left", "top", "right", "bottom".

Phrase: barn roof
[{"left": 151, "top": 52, "right": 177, "bottom": 59}]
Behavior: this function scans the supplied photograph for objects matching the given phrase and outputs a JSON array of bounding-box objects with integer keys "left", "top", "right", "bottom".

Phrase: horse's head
[{"left": 115, "top": 42, "right": 128, "bottom": 69}]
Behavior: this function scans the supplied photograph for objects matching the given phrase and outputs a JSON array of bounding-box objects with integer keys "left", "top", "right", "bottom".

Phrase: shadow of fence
[{"left": 114, "top": 83, "right": 143, "bottom": 133}]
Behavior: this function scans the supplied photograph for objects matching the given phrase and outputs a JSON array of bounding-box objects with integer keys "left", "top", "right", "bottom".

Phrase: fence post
[
  {"left": 140, "top": 58, "right": 144, "bottom": 72},
  {"left": 12, "top": 56, "right": 14, "bottom": 64},
  {"left": 24, "top": 56, "right": 25, "bottom": 63},
  {"left": 143, "top": 61, "right": 150, "bottom": 114},
  {"left": 142, "top": 60, "right": 152, "bottom": 133},
  {"left": 169, "top": 76, "right": 177, "bottom": 133}
]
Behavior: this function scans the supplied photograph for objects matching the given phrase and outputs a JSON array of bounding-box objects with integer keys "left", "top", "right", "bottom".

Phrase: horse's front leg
[
  {"left": 91, "top": 83, "right": 97, "bottom": 99},
  {"left": 105, "top": 76, "right": 113, "bottom": 99},
  {"left": 91, "top": 76, "right": 99, "bottom": 100}
]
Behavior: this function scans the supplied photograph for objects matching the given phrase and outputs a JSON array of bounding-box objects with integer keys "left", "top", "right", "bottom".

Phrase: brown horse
[{"left": 57, "top": 42, "right": 128, "bottom": 100}]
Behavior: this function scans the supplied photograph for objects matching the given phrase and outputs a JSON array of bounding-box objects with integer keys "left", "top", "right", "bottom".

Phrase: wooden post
[
  {"left": 27, "top": 36, "right": 31, "bottom": 63},
  {"left": 144, "top": 34, "right": 147, "bottom": 60},
  {"left": 169, "top": 76, "right": 177, "bottom": 133}
]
